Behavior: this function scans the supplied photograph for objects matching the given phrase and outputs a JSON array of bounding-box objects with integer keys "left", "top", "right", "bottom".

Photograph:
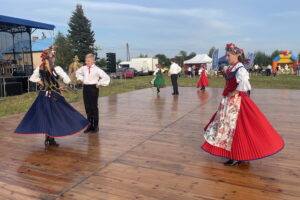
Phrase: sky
[{"left": 1, "top": 0, "right": 300, "bottom": 60}]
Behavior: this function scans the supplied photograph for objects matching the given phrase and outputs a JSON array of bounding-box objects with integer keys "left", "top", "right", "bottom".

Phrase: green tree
[
  {"left": 95, "top": 58, "right": 107, "bottom": 68},
  {"left": 271, "top": 50, "right": 280, "bottom": 60},
  {"left": 139, "top": 53, "right": 148, "bottom": 58},
  {"left": 172, "top": 50, "right": 188, "bottom": 67},
  {"left": 54, "top": 32, "right": 73, "bottom": 69},
  {"left": 171, "top": 55, "right": 183, "bottom": 66},
  {"left": 116, "top": 59, "right": 122, "bottom": 66},
  {"left": 155, "top": 54, "right": 171, "bottom": 67},
  {"left": 187, "top": 52, "right": 196, "bottom": 60},
  {"left": 208, "top": 46, "right": 216, "bottom": 57},
  {"left": 179, "top": 51, "right": 187, "bottom": 59},
  {"left": 298, "top": 53, "right": 300, "bottom": 61},
  {"left": 68, "top": 4, "right": 95, "bottom": 62},
  {"left": 254, "top": 51, "right": 271, "bottom": 66}
]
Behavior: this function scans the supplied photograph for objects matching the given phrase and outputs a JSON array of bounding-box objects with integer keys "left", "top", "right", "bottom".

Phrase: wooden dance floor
[{"left": 0, "top": 87, "right": 300, "bottom": 200}]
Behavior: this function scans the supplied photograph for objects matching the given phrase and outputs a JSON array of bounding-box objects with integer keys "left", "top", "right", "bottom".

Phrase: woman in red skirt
[
  {"left": 197, "top": 65, "right": 209, "bottom": 90},
  {"left": 201, "top": 43, "right": 284, "bottom": 166}
]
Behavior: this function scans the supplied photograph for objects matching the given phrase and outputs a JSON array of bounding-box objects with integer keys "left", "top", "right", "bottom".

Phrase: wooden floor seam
[{"left": 56, "top": 97, "right": 203, "bottom": 199}]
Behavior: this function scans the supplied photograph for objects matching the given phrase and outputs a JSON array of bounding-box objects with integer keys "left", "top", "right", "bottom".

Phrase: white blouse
[
  {"left": 169, "top": 62, "right": 182, "bottom": 75},
  {"left": 76, "top": 64, "right": 110, "bottom": 86},
  {"left": 153, "top": 68, "right": 165, "bottom": 76},
  {"left": 198, "top": 68, "right": 207, "bottom": 76},
  {"left": 229, "top": 63, "right": 252, "bottom": 92},
  {"left": 29, "top": 66, "right": 71, "bottom": 84}
]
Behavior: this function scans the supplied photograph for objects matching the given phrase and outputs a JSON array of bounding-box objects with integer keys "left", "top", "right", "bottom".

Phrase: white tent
[{"left": 183, "top": 54, "right": 212, "bottom": 64}]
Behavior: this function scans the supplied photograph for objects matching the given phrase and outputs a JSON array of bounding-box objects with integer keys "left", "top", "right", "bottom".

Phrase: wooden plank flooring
[{"left": 0, "top": 87, "right": 299, "bottom": 200}]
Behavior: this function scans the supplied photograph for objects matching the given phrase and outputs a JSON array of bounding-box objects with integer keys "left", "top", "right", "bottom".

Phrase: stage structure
[{"left": 0, "top": 15, "right": 55, "bottom": 97}]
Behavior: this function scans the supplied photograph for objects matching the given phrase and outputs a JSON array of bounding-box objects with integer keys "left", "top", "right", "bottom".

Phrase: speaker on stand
[{"left": 106, "top": 52, "right": 116, "bottom": 73}]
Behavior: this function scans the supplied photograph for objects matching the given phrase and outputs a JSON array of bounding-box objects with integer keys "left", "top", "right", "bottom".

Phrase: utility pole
[{"left": 126, "top": 43, "right": 130, "bottom": 61}]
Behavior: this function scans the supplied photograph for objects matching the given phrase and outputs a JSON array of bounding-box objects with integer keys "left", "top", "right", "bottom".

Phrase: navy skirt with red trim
[
  {"left": 15, "top": 91, "right": 89, "bottom": 138},
  {"left": 201, "top": 94, "right": 284, "bottom": 161}
]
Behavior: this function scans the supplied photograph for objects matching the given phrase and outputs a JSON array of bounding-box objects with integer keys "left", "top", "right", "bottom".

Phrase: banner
[
  {"left": 212, "top": 48, "right": 219, "bottom": 69},
  {"left": 245, "top": 53, "right": 256, "bottom": 69}
]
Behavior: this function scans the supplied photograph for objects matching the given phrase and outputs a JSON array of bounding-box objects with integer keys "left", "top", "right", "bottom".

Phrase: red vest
[
  {"left": 201, "top": 69, "right": 206, "bottom": 77},
  {"left": 222, "top": 63, "right": 241, "bottom": 97}
]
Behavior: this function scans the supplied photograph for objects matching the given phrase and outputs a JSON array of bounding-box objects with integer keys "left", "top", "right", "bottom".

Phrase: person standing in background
[
  {"left": 76, "top": 54, "right": 111, "bottom": 133},
  {"left": 297, "top": 64, "right": 300, "bottom": 76},
  {"left": 188, "top": 66, "right": 192, "bottom": 78},
  {"left": 266, "top": 64, "right": 272, "bottom": 76},
  {"left": 192, "top": 65, "right": 196, "bottom": 78},
  {"left": 168, "top": 59, "right": 182, "bottom": 95},
  {"left": 254, "top": 64, "right": 258, "bottom": 76}
]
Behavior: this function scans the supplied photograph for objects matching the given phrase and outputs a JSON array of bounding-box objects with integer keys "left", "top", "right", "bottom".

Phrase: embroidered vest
[
  {"left": 39, "top": 69, "right": 60, "bottom": 91},
  {"left": 222, "top": 65, "right": 243, "bottom": 97}
]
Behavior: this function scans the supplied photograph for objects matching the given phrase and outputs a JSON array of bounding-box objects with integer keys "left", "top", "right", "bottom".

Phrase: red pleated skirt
[
  {"left": 197, "top": 76, "right": 209, "bottom": 88},
  {"left": 201, "top": 95, "right": 284, "bottom": 161}
]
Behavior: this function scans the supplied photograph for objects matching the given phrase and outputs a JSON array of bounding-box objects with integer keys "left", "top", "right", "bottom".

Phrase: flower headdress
[
  {"left": 225, "top": 43, "right": 244, "bottom": 55},
  {"left": 40, "top": 46, "right": 56, "bottom": 69}
]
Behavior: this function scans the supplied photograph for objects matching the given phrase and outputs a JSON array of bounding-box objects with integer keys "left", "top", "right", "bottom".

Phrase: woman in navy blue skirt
[{"left": 14, "top": 47, "right": 89, "bottom": 146}]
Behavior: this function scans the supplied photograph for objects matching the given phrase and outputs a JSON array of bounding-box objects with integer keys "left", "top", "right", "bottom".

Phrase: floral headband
[
  {"left": 225, "top": 43, "right": 244, "bottom": 55},
  {"left": 40, "top": 46, "right": 56, "bottom": 68}
]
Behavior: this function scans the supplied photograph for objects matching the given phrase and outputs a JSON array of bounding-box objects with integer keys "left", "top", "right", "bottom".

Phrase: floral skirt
[{"left": 201, "top": 92, "right": 284, "bottom": 161}]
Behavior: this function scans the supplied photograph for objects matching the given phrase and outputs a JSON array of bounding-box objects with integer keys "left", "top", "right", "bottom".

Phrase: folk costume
[
  {"left": 76, "top": 63, "right": 110, "bottom": 133},
  {"left": 197, "top": 68, "right": 209, "bottom": 90},
  {"left": 14, "top": 47, "right": 89, "bottom": 146},
  {"left": 152, "top": 68, "right": 166, "bottom": 93},
  {"left": 201, "top": 43, "right": 284, "bottom": 166}
]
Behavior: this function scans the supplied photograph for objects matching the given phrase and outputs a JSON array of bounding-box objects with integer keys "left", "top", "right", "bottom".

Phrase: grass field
[{"left": 0, "top": 74, "right": 299, "bottom": 117}]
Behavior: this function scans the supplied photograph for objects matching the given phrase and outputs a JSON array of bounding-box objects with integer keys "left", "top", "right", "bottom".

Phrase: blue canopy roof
[
  {"left": 218, "top": 55, "right": 227, "bottom": 64},
  {"left": 0, "top": 15, "right": 55, "bottom": 30}
]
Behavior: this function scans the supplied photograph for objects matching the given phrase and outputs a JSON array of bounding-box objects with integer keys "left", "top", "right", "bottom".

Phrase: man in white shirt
[
  {"left": 192, "top": 65, "right": 196, "bottom": 78},
  {"left": 76, "top": 54, "right": 110, "bottom": 133},
  {"left": 188, "top": 66, "right": 192, "bottom": 78},
  {"left": 266, "top": 65, "right": 272, "bottom": 76},
  {"left": 254, "top": 64, "right": 259, "bottom": 76},
  {"left": 168, "top": 59, "right": 182, "bottom": 95}
]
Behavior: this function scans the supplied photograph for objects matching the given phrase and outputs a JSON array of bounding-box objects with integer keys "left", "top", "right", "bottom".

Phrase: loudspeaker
[
  {"left": 106, "top": 52, "right": 116, "bottom": 73},
  {"left": 5, "top": 82, "right": 23, "bottom": 96}
]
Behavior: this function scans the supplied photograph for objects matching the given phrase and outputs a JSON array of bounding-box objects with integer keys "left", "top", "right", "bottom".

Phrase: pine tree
[
  {"left": 54, "top": 32, "right": 73, "bottom": 69},
  {"left": 68, "top": 4, "right": 95, "bottom": 62}
]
